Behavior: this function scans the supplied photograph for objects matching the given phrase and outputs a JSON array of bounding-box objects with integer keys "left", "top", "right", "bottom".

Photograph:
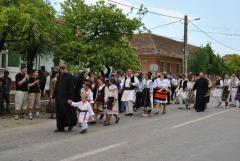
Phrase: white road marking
[
  {"left": 171, "top": 109, "right": 234, "bottom": 129},
  {"left": 60, "top": 142, "right": 126, "bottom": 161}
]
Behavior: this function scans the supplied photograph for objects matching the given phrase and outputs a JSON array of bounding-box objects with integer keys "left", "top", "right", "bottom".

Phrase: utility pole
[{"left": 183, "top": 15, "right": 188, "bottom": 75}]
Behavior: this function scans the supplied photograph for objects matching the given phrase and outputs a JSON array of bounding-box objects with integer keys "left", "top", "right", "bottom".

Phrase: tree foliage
[
  {"left": 225, "top": 54, "right": 240, "bottom": 75},
  {"left": 0, "top": 0, "right": 57, "bottom": 72},
  {"left": 188, "top": 44, "right": 227, "bottom": 75},
  {"left": 54, "top": 0, "right": 143, "bottom": 71}
]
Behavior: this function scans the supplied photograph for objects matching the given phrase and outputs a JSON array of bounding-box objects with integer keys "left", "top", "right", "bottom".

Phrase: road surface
[{"left": 0, "top": 99, "right": 240, "bottom": 161}]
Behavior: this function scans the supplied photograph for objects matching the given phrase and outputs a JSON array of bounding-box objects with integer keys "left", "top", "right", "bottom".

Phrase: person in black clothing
[
  {"left": 52, "top": 64, "right": 77, "bottom": 132},
  {"left": 2, "top": 70, "right": 11, "bottom": 114},
  {"left": 27, "top": 70, "right": 41, "bottom": 120},
  {"left": 15, "top": 65, "right": 29, "bottom": 120},
  {"left": 193, "top": 72, "right": 209, "bottom": 112},
  {"left": 39, "top": 66, "right": 49, "bottom": 96},
  {"left": 74, "top": 71, "right": 87, "bottom": 102},
  {"left": 0, "top": 77, "right": 6, "bottom": 115}
]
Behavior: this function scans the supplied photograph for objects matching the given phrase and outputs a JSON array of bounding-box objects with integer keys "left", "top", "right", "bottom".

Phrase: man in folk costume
[
  {"left": 120, "top": 69, "right": 139, "bottom": 116},
  {"left": 52, "top": 64, "right": 77, "bottom": 132},
  {"left": 222, "top": 75, "right": 231, "bottom": 108},
  {"left": 193, "top": 72, "right": 209, "bottom": 112},
  {"left": 229, "top": 74, "right": 240, "bottom": 107}
]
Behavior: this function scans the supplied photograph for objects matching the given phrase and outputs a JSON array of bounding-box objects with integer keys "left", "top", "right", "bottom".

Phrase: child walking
[{"left": 68, "top": 94, "right": 95, "bottom": 134}]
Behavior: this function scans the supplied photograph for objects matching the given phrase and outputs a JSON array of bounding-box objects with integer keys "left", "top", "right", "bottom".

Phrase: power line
[
  {"left": 190, "top": 21, "right": 240, "bottom": 52},
  {"left": 189, "top": 29, "right": 240, "bottom": 37},
  {"left": 148, "top": 20, "right": 181, "bottom": 30},
  {"left": 107, "top": 0, "right": 184, "bottom": 20}
]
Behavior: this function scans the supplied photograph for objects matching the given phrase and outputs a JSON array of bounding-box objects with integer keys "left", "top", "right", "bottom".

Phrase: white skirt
[{"left": 213, "top": 88, "right": 223, "bottom": 98}]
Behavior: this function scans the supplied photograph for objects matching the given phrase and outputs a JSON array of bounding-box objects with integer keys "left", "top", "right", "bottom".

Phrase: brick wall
[{"left": 139, "top": 55, "right": 183, "bottom": 74}]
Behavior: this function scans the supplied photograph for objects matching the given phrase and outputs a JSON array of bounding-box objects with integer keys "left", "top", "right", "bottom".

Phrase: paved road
[{"left": 0, "top": 99, "right": 240, "bottom": 161}]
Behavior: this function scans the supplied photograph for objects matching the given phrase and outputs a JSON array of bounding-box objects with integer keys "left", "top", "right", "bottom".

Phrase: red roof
[{"left": 130, "top": 33, "right": 198, "bottom": 59}]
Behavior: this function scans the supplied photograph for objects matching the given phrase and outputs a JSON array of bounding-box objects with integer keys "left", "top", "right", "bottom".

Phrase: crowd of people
[{"left": 0, "top": 64, "right": 240, "bottom": 134}]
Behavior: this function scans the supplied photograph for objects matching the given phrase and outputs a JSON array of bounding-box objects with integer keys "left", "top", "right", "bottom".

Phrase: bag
[{"left": 106, "top": 97, "right": 115, "bottom": 110}]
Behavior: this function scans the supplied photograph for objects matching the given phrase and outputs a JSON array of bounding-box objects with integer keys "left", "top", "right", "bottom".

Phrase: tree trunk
[
  {"left": 27, "top": 47, "right": 37, "bottom": 74},
  {"left": 0, "top": 32, "right": 7, "bottom": 53}
]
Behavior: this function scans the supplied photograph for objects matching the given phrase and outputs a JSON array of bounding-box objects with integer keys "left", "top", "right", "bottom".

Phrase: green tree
[
  {"left": 188, "top": 44, "right": 226, "bottom": 75},
  {"left": 55, "top": 0, "right": 143, "bottom": 71},
  {"left": 0, "top": 0, "right": 57, "bottom": 72},
  {"left": 225, "top": 54, "right": 240, "bottom": 75}
]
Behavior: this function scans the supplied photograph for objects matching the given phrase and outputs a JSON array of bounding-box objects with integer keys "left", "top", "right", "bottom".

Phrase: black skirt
[
  {"left": 222, "top": 86, "right": 229, "bottom": 101},
  {"left": 141, "top": 88, "right": 151, "bottom": 107}
]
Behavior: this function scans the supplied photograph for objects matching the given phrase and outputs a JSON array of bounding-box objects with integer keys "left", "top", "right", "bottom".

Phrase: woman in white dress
[
  {"left": 153, "top": 74, "right": 170, "bottom": 114},
  {"left": 104, "top": 78, "right": 120, "bottom": 126}
]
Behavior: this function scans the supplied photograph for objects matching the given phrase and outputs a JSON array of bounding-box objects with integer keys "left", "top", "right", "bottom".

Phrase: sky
[{"left": 50, "top": 0, "right": 240, "bottom": 56}]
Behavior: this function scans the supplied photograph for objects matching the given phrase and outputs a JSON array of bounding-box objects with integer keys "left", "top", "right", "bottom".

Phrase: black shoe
[
  {"left": 115, "top": 117, "right": 120, "bottom": 124},
  {"left": 155, "top": 111, "right": 159, "bottom": 115},
  {"left": 99, "top": 114, "right": 104, "bottom": 120},
  {"left": 67, "top": 126, "right": 73, "bottom": 132},
  {"left": 81, "top": 129, "right": 87, "bottom": 134},
  {"left": 125, "top": 114, "right": 130, "bottom": 116},
  {"left": 129, "top": 113, "right": 133, "bottom": 116},
  {"left": 54, "top": 129, "right": 65, "bottom": 132},
  {"left": 104, "top": 123, "right": 110, "bottom": 126}
]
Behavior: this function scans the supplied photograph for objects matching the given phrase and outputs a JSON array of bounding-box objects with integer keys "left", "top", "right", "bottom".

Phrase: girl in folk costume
[
  {"left": 213, "top": 75, "right": 224, "bottom": 108},
  {"left": 141, "top": 72, "right": 154, "bottom": 117},
  {"left": 68, "top": 94, "right": 95, "bottom": 134},
  {"left": 94, "top": 77, "right": 107, "bottom": 121},
  {"left": 153, "top": 74, "right": 170, "bottom": 114},
  {"left": 222, "top": 75, "right": 231, "bottom": 108},
  {"left": 80, "top": 82, "right": 94, "bottom": 104},
  {"left": 104, "top": 78, "right": 120, "bottom": 126}
]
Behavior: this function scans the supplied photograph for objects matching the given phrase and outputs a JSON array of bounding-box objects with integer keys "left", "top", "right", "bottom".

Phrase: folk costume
[
  {"left": 153, "top": 78, "right": 169, "bottom": 105},
  {"left": 105, "top": 84, "right": 119, "bottom": 115},
  {"left": 121, "top": 75, "right": 139, "bottom": 116},
  {"left": 222, "top": 78, "right": 231, "bottom": 102},
  {"left": 70, "top": 101, "right": 94, "bottom": 134},
  {"left": 213, "top": 78, "right": 224, "bottom": 107},
  {"left": 229, "top": 76, "right": 239, "bottom": 107},
  {"left": 94, "top": 84, "right": 107, "bottom": 114},
  {"left": 81, "top": 88, "right": 94, "bottom": 104},
  {"left": 141, "top": 78, "right": 153, "bottom": 113}
]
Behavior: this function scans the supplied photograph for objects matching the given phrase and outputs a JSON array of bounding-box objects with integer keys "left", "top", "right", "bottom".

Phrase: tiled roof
[{"left": 130, "top": 33, "right": 199, "bottom": 59}]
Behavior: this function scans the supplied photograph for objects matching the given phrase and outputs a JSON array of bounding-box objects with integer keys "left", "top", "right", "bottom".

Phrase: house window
[
  {"left": 176, "top": 63, "right": 180, "bottom": 74},
  {"left": 167, "top": 63, "right": 171, "bottom": 73},
  {"left": 159, "top": 62, "right": 164, "bottom": 72}
]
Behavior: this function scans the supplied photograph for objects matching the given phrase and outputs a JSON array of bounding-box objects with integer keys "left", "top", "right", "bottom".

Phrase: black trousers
[
  {"left": 171, "top": 86, "right": 176, "bottom": 100},
  {"left": 0, "top": 92, "right": 4, "bottom": 113},
  {"left": 3, "top": 92, "right": 10, "bottom": 110}
]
